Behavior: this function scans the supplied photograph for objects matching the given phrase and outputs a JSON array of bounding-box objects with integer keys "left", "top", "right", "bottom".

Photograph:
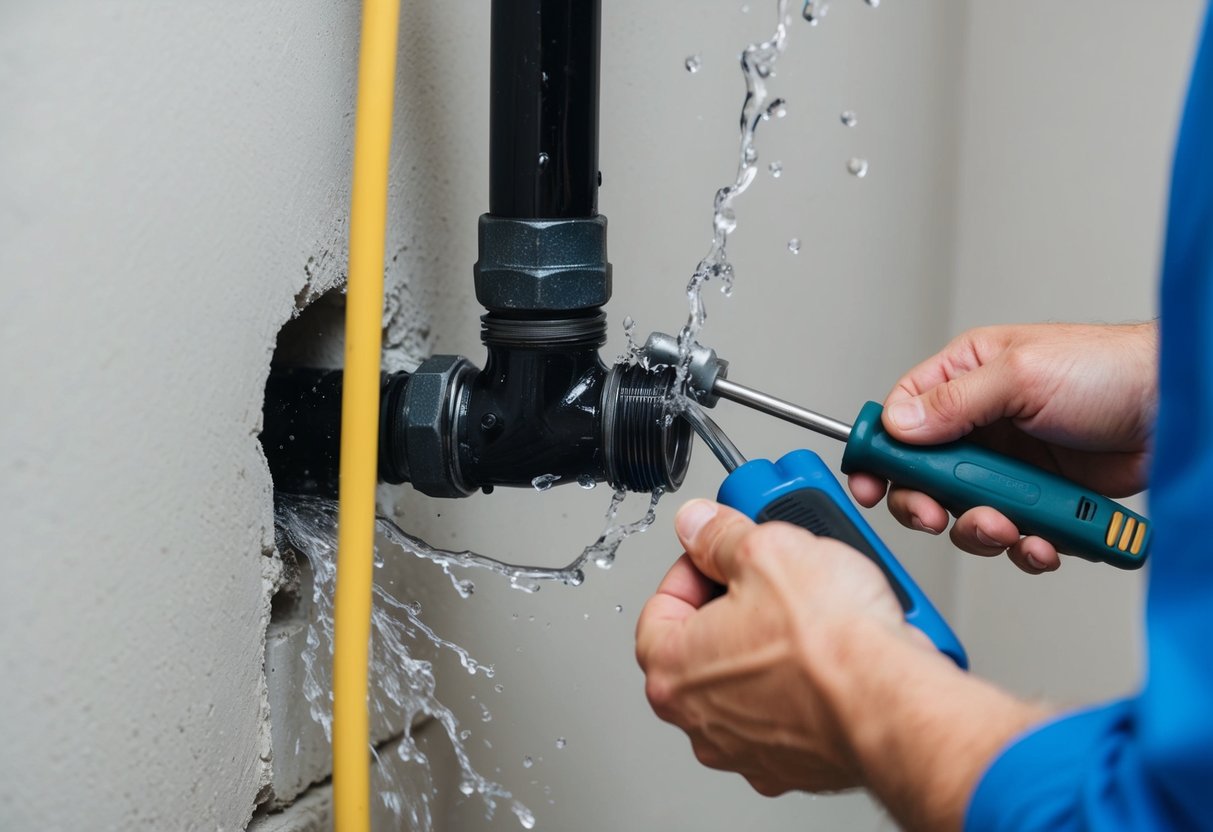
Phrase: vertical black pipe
[{"left": 489, "top": 0, "right": 602, "bottom": 218}]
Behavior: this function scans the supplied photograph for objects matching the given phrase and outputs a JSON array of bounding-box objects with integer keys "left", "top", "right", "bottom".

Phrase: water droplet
[
  {"left": 460, "top": 729, "right": 471, "bottom": 741},
  {"left": 556, "top": 737, "right": 567, "bottom": 749},
  {"left": 531, "top": 474, "right": 560, "bottom": 492},
  {"left": 763, "top": 98, "right": 788, "bottom": 120},
  {"left": 714, "top": 207, "right": 738, "bottom": 235},
  {"left": 459, "top": 781, "right": 475, "bottom": 796},
  {"left": 622, "top": 315, "right": 635, "bottom": 333},
  {"left": 768, "top": 160, "right": 783, "bottom": 178},
  {"left": 511, "top": 613, "right": 519, "bottom": 621},
  {"left": 866, "top": 0, "right": 880, "bottom": 7},
  {"left": 684, "top": 54, "right": 702, "bottom": 74},
  {"left": 840, "top": 110, "right": 857, "bottom": 127},
  {"left": 614, "top": 604, "right": 623, "bottom": 613},
  {"left": 494, "top": 683, "right": 504, "bottom": 693},
  {"left": 456, "top": 579, "right": 475, "bottom": 598},
  {"left": 514, "top": 805, "right": 536, "bottom": 830},
  {"left": 583, "top": 612, "right": 591, "bottom": 620},
  {"left": 802, "top": 0, "right": 829, "bottom": 24},
  {"left": 480, "top": 703, "right": 492, "bottom": 722},
  {"left": 788, "top": 238, "right": 801, "bottom": 254},
  {"left": 523, "top": 755, "right": 534, "bottom": 769},
  {"left": 847, "top": 157, "right": 869, "bottom": 178},
  {"left": 537, "top": 152, "right": 549, "bottom": 168},
  {"left": 577, "top": 474, "right": 598, "bottom": 490}
]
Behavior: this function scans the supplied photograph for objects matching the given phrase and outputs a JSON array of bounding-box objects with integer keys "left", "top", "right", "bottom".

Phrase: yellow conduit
[{"left": 334, "top": 1, "right": 400, "bottom": 830}]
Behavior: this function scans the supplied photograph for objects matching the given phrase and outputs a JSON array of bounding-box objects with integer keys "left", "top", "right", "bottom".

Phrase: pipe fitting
[
  {"left": 474, "top": 216, "right": 612, "bottom": 312},
  {"left": 398, "top": 356, "right": 477, "bottom": 498}
]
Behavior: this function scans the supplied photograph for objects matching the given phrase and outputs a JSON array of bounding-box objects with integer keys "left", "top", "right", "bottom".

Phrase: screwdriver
[
  {"left": 682, "top": 403, "right": 968, "bottom": 668},
  {"left": 644, "top": 333, "right": 1151, "bottom": 569}
]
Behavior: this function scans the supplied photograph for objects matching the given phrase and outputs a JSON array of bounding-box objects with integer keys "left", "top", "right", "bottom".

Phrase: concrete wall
[{"left": 0, "top": 1, "right": 1203, "bottom": 831}]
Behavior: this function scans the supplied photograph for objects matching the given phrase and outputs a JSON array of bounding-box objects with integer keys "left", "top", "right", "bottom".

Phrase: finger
[
  {"left": 847, "top": 472, "right": 888, "bottom": 508},
  {"left": 655, "top": 553, "right": 718, "bottom": 610},
  {"left": 674, "top": 499, "right": 756, "bottom": 585},
  {"left": 885, "top": 486, "right": 948, "bottom": 534},
  {"left": 949, "top": 506, "right": 1020, "bottom": 557},
  {"left": 635, "top": 592, "right": 689, "bottom": 672},
  {"left": 884, "top": 328, "right": 1003, "bottom": 406},
  {"left": 1007, "top": 536, "right": 1061, "bottom": 574}
]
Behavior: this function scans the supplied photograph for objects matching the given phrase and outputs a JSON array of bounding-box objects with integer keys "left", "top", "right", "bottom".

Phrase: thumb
[
  {"left": 673, "top": 499, "right": 755, "bottom": 586},
  {"left": 884, "top": 364, "right": 1015, "bottom": 445}
]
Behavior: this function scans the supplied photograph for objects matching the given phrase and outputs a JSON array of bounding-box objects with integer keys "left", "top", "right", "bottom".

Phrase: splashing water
[
  {"left": 278, "top": 496, "right": 533, "bottom": 831},
  {"left": 660, "top": 0, "right": 795, "bottom": 423},
  {"left": 276, "top": 488, "right": 663, "bottom": 827},
  {"left": 531, "top": 474, "right": 561, "bottom": 492},
  {"left": 377, "top": 487, "right": 664, "bottom": 595}
]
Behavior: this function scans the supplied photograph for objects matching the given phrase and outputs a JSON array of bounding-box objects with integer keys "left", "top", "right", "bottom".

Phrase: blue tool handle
[
  {"left": 840, "top": 402, "right": 1150, "bottom": 570},
  {"left": 718, "top": 449, "right": 968, "bottom": 669}
]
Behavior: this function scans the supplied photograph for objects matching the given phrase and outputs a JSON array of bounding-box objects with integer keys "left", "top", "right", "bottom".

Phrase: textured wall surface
[
  {"left": 0, "top": 1, "right": 1202, "bottom": 831},
  {"left": 0, "top": 3, "right": 363, "bottom": 829}
]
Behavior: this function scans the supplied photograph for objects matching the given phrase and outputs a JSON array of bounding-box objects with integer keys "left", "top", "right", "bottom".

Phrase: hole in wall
[
  {"left": 263, "top": 289, "right": 345, "bottom": 627},
  {"left": 260, "top": 289, "right": 348, "bottom": 500}
]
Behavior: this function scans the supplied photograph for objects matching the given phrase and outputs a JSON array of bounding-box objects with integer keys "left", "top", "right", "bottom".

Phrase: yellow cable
[{"left": 334, "top": 1, "right": 400, "bottom": 830}]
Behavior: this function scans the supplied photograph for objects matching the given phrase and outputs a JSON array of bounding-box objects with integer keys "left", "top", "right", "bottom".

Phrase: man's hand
[
  {"left": 848, "top": 322, "right": 1157, "bottom": 573},
  {"left": 636, "top": 500, "right": 1050, "bottom": 829},
  {"left": 635, "top": 499, "right": 912, "bottom": 795}
]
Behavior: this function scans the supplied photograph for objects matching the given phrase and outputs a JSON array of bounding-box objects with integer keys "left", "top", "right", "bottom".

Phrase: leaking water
[
  {"left": 278, "top": 487, "right": 663, "bottom": 829},
  {"left": 658, "top": 0, "right": 795, "bottom": 424}
]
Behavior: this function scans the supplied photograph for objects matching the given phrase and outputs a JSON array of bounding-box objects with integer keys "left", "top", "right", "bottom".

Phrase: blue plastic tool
[{"left": 717, "top": 448, "right": 969, "bottom": 669}]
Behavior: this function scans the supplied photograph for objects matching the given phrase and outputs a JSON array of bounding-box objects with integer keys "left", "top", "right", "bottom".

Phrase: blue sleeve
[{"left": 966, "top": 5, "right": 1213, "bottom": 830}]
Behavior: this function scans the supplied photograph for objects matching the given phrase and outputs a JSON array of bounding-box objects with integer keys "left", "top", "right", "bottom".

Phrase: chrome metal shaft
[{"left": 713, "top": 378, "right": 853, "bottom": 442}]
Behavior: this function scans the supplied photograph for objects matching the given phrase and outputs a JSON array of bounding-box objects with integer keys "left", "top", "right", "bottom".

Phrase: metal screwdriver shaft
[{"left": 713, "top": 378, "right": 853, "bottom": 442}]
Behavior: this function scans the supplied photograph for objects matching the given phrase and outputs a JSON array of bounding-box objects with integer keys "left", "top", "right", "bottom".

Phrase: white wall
[{"left": 0, "top": 1, "right": 1203, "bottom": 831}]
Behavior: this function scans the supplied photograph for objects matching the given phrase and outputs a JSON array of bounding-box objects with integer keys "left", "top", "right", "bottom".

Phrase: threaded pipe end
[{"left": 601, "top": 364, "right": 692, "bottom": 492}]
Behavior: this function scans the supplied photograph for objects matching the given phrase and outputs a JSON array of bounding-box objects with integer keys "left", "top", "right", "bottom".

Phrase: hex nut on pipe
[{"left": 401, "top": 355, "right": 477, "bottom": 498}]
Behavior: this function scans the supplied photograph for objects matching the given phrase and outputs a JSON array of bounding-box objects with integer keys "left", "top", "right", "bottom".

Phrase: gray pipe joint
[{"left": 641, "top": 332, "right": 729, "bottom": 407}]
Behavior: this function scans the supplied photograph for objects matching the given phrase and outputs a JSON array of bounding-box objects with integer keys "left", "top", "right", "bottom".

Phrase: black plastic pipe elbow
[{"left": 260, "top": 325, "right": 691, "bottom": 498}]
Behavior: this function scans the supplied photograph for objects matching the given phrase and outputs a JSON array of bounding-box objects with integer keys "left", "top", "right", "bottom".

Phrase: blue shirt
[{"left": 967, "top": 6, "right": 1213, "bottom": 830}]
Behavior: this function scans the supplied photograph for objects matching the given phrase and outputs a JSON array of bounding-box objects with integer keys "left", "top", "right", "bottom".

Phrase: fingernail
[
  {"left": 888, "top": 399, "right": 926, "bottom": 431},
  {"left": 676, "top": 500, "right": 718, "bottom": 543},
  {"left": 910, "top": 515, "right": 940, "bottom": 535},
  {"left": 1026, "top": 550, "right": 1049, "bottom": 571},
  {"left": 975, "top": 528, "right": 1002, "bottom": 549}
]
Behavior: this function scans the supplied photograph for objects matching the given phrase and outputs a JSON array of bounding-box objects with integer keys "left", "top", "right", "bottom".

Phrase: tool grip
[
  {"left": 718, "top": 451, "right": 968, "bottom": 668},
  {"left": 841, "top": 402, "right": 1150, "bottom": 569}
]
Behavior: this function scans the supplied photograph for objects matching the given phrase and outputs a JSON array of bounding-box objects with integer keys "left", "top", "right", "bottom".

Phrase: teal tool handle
[{"left": 840, "top": 402, "right": 1150, "bottom": 570}]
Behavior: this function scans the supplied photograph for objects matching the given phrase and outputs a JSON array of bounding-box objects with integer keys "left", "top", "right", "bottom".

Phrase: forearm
[{"left": 809, "top": 621, "right": 1051, "bottom": 831}]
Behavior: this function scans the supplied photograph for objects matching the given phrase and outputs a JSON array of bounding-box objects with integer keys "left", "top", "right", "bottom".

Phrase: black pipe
[{"left": 489, "top": 0, "right": 602, "bottom": 219}]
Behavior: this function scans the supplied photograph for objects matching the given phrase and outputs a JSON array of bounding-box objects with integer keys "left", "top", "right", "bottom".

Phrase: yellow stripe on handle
[
  {"left": 1131, "top": 521, "right": 1148, "bottom": 556},
  {"left": 1106, "top": 511, "right": 1124, "bottom": 548},
  {"left": 334, "top": 1, "right": 400, "bottom": 831},
  {"left": 1118, "top": 517, "right": 1137, "bottom": 551}
]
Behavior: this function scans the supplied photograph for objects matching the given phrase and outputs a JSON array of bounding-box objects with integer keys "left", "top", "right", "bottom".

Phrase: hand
[
  {"left": 634, "top": 499, "right": 922, "bottom": 796},
  {"left": 636, "top": 499, "right": 1050, "bottom": 829},
  {"left": 848, "top": 322, "right": 1157, "bottom": 573}
]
